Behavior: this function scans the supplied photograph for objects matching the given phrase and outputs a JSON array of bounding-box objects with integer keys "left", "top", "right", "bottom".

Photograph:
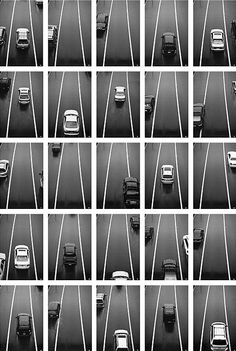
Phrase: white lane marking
[
  {"left": 29, "top": 143, "right": 38, "bottom": 209},
  {"left": 125, "top": 143, "right": 131, "bottom": 177},
  {"left": 29, "top": 72, "right": 38, "bottom": 137},
  {"left": 102, "top": 143, "right": 113, "bottom": 209},
  {"left": 222, "top": 143, "right": 231, "bottom": 209},
  {"left": 151, "top": 143, "right": 162, "bottom": 209},
  {"left": 199, "top": 214, "right": 210, "bottom": 280},
  {"left": 54, "top": 0, "right": 65, "bottom": 66},
  {"left": 199, "top": 0, "right": 210, "bottom": 66},
  {"left": 6, "top": 72, "right": 16, "bottom": 137},
  {"left": 102, "top": 72, "right": 113, "bottom": 137},
  {"left": 54, "top": 286, "right": 65, "bottom": 351},
  {"left": 102, "top": 286, "right": 113, "bottom": 351},
  {"left": 151, "top": 0, "right": 162, "bottom": 66},
  {"left": 223, "top": 214, "right": 231, "bottom": 280},
  {"left": 223, "top": 286, "right": 232, "bottom": 351},
  {"left": 6, "top": 214, "right": 16, "bottom": 280},
  {"left": 102, "top": 0, "right": 114, "bottom": 66},
  {"left": 199, "top": 286, "right": 210, "bottom": 351},
  {"left": 174, "top": 143, "right": 183, "bottom": 209},
  {"left": 174, "top": 72, "right": 183, "bottom": 137},
  {"left": 174, "top": 0, "right": 183, "bottom": 66},
  {"left": 222, "top": 72, "right": 231, "bottom": 137},
  {"left": 125, "top": 0, "right": 134, "bottom": 66},
  {"left": 77, "top": 143, "right": 86, "bottom": 209},
  {"left": 222, "top": 0, "right": 231, "bottom": 66},
  {"left": 125, "top": 286, "right": 135, "bottom": 351},
  {"left": 54, "top": 72, "right": 65, "bottom": 137},
  {"left": 174, "top": 286, "right": 183, "bottom": 351},
  {"left": 174, "top": 214, "right": 183, "bottom": 280},
  {"left": 29, "top": 286, "right": 38, "bottom": 351},
  {"left": 29, "top": 214, "right": 38, "bottom": 280},
  {"left": 6, "top": 143, "right": 17, "bottom": 209},
  {"left": 77, "top": 286, "right": 86, "bottom": 351},
  {"left": 203, "top": 72, "right": 210, "bottom": 105},
  {"left": 151, "top": 214, "right": 161, "bottom": 280},
  {"left": 28, "top": 0, "right": 37, "bottom": 66},
  {"left": 54, "top": 214, "right": 65, "bottom": 280},
  {"left": 5, "top": 286, "right": 16, "bottom": 351},
  {"left": 126, "top": 72, "right": 134, "bottom": 137},
  {"left": 6, "top": 0, "right": 16, "bottom": 66},
  {"left": 125, "top": 214, "right": 134, "bottom": 280},
  {"left": 199, "top": 143, "right": 210, "bottom": 209},
  {"left": 77, "top": 214, "right": 86, "bottom": 280},
  {"left": 53, "top": 143, "right": 65, "bottom": 209},
  {"left": 151, "top": 72, "right": 162, "bottom": 137},
  {"left": 151, "top": 286, "right": 161, "bottom": 351},
  {"left": 102, "top": 214, "right": 113, "bottom": 280},
  {"left": 77, "top": 0, "right": 86, "bottom": 66},
  {"left": 77, "top": 72, "right": 86, "bottom": 137}
]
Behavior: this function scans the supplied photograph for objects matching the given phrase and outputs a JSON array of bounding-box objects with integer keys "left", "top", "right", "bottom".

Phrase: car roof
[{"left": 65, "top": 115, "right": 78, "bottom": 122}]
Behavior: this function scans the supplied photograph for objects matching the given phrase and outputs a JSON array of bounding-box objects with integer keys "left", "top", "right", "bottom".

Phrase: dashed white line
[
  {"left": 6, "top": 0, "right": 16, "bottom": 66},
  {"left": 151, "top": 286, "right": 161, "bottom": 351},
  {"left": 77, "top": 286, "right": 86, "bottom": 351},
  {"left": 54, "top": 214, "right": 65, "bottom": 280},
  {"left": 102, "top": 0, "right": 114, "bottom": 66},
  {"left": 126, "top": 72, "right": 134, "bottom": 137},
  {"left": 54, "top": 72, "right": 65, "bottom": 137},
  {"left": 6, "top": 143, "right": 17, "bottom": 209},
  {"left": 53, "top": 143, "right": 65, "bottom": 209},
  {"left": 125, "top": 143, "right": 131, "bottom": 177},
  {"left": 102, "top": 72, "right": 113, "bottom": 137},
  {"left": 199, "top": 143, "right": 210, "bottom": 209},
  {"left": 6, "top": 72, "right": 16, "bottom": 137},
  {"left": 151, "top": 214, "right": 161, "bottom": 280},
  {"left": 77, "top": 0, "right": 86, "bottom": 66},
  {"left": 125, "top": 214, "right": 134, "bottom": 280},
  {"left": 174, "top": 286, "right": 183, "bottom": 351},
  {"left": 174, "top": 0, "right": 183, "bottom": 66},
  {"left": 54, "top": 286, "right": 65, "bottom": 351},
  {"left": 150, "top": 0, "right": 162, "bottom": 66},
  {"left": 28, "top": 0, "right": 37, "bottom": 66},
  {"left": 77, "top": 72, "right": 86, "bottom": 137},
  {"left": 223, "top": 214, "right": 231, "bottom": 280},
  {"left": 102, "top": 286, "right": 113, "bottom": 351},
  {"left": 54, "top": 0, "right": 65, "bottom": 66},
  {"left": 174, "top": 214, "right": 183, "bottom": 280},
  {"left": 102, "top": 143, "right": 113, "bottom": 209},
  {"left": 174, "top": 143, "right": 183, "bottom": 209},
  {"left": 174, "top": 72, "right": 183, "bottom": 137},
  {"left": 6, "top": 214, "right": 16, "bottom": 280},
  {"left": 199, "top": 286, "right": 210, "bottom": 351},
  {"left": 151, "top": 72, "right": 162, "bottom": 137},
  {"left": 199, "top": 214, "right": 210, "bottom": 280},
  {"left": 222, "top": 0, "right": 231, "bottom": 66},
  {"left": 222, "top": 72, "right": 231, "bottom": 137},
  {"left": 199, "top": 0, "right": 210, "bottom": 66},
  {"left": 151, "top": 143, "right": 162, "bottom": 209},
  {"left": 77, "top": 143, "right": 86, "bottom": 209},
  {"left": 29, "top": 143, "right": 38, "bottom": 209},
  {"left": 222, "top": 143, "right": 231, "bottom": 209},
  {"left": 77, "top": 214, "right": 86, "bottom": 280},
  {"left": 29, "top": 286, "right": 38, "bottom": 351},
  {"left": 29, "top": 72, "right": 38, "bottom": 137},
  {"left": 223, "top": 286, "right": 232, "bottom": 351},
  {"left": 102, "top": 214, "right": 113, "bottom": 280},
  {"left": 5, "top": 286, "right": 16, "bottom": 351},
  {"left": 125, "top": 0, "right": 134, "bottom": 66},
  {"left": 29, "top": 214, "right": 38, "bottom": 280}
]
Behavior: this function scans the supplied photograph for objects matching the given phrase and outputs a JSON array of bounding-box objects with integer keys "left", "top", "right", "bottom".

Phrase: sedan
[
  {"left": 63, "top": 110, "right": 80, "bottom": 136},
  {"left": 210, "top": 322, "right": 228, "bottom": 351},
  {"left": 0, "top": 253, "right": 6, "bottom": 280},
  {"left": 96, "top": 13, "right": 108, "bottom": 31},
  {"left": 14, "top": 245, "right": 30, "bottom": 269},
  {"left": 16, "top": 28, "right": 30, "bottom": 49},
  {"left": 114, "top": 86, "right": 126, "bottom": 102},
  {"left": 193, "top": 228, "right": 204, "bottom": 245},
  {"left": 16, "top": 314, "right": 32, "bottom": 336},
  {"left": 193, "top": 103, "right": 205, "bottom": 128},
  {"left": 0, "top": 160, "right": 9, "bottom": 177},
  {"left": 145, "top": 95, "right": 155, "bottom": 116},
  {"left": 0, "top": 26, "right": 6, "bottom": 46},
  {"left": 48, "top": 301, "right": 61, "bottom": 318},
  {"left": 161, "top": 165, "right": 174, "bottom": 184},
  {"left": 227, "top": 151, "right": 236, "bottom": 168},
  {"left": 18, "top": 87, "right": 30, "bottom": 104},
  {"left": 210, "top": 29, "right": 225, "bottom": 52}
]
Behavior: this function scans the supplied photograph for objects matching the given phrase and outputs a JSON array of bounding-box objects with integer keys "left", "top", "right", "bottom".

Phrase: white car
[
  {"left": 161, "top": 165, "right": 174, "bottom": 184},
  {"left": 14, "top": 245, "right": 30, "bottom": 269},
  {"left": 63, "top": 110, "right": 80, "bottom": 136},
  {"left": 0, "top": 160, "right": 9, "bottom": 177},
  {"left": 227, "top": 151, "right": 236, "bottom": 168},
  {"left": 111, "top": 271, "right": 130, "bottom": 280},
  {"left": 18, "top": 87, "right": 30, "bottom": 104},
  {"left": 210, "top": 29, "right": 225, "bottom": 51},
  {"left": 114, "top": 86, "right": 126, "bottom": 102},
  {"left": 210, "top": 322, "right": 228, "bottom": 351},
  {"left": 113, "top": 330, "right": 130, "bottom": 350},
  {"left": 183, "top": 235, "right": 189, "bottom": 256},
  {"left": 16, "top": 28, "right": 30, "bottom": 49}
]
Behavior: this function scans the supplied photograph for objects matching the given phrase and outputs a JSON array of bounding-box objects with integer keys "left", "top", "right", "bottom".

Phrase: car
[
  {"left": 16, "top": 28, "right": 30, "bottom": 49},
  {"left": 145, "top": 95, "right": 155, "bottom": 116},
  {"left": 162, "top": 304, "right": 176, "bottom": 324},
  {"left": 145, "top": 225, "right": 154, "bottom": 240},
  {"left": 48, "top": 301, "right": 61, "bottom": 318},
  {"left": 111, "top": 271, "right": 130, "bottom": 280},
  {"left": 161, "top": 165, "right": 174, "bottom": 184},
  {"left": 52, "top": 143, "right": 61, "bottom": 154},
  {"left": 161, "top": 32, "right": 176, "bottom": 56},
  {"left": 0, "top": 160, "right": 9, "bottom": 177},
  {"left": 114, "top": 86, "right": 126, "bottom": 102},
  {"left": 162, "top": 259, "right": 178, "bottom": 280},
  {"left": 0, "top": 26, "right": 6, "bottom": 45},
  {"left": 18, "top": 87, "right": 30, "bottom": 104},
  {"left": 193, "top": 103, "right": 205, "bottom": 128},
  {"left": 232, "top": 81, "right": 236, "bottom": 94},
  {"left": 35, "top": 0, "right": 43, "bottom": 5},
  {"left": 48, "top": 25, "right": 58, "bottom": 46},
  {"left": 193, "top": 228, "right": 204, "bottom": 245},
  {"left": 63, "top": 110, "right": 80, "bottom": 136},
  {"left": 96, "top": 13, "right": 108, "bottom": 31},
  {"left": 63, "top": 243, "right": 77, "bottom": 266},
  {"left": 113, "top": 329, "right": 130, "bottom": 351},
  {"left": 227, "top": 151, "right": 236, "bottom": 168},
  {"left": 96, "top": 293, "right": 106, "bottom": 309},
  {"left": 16, "top": 314, "right": 32, "bottom": 336},
  {"left": 123, "top": 177, "right": 140, "bottom": 208},
  {"left": 0, "top": 73, "right": 11, "bottom": 92},
  {"left": 182, "top": 235, "right": 189, "bottom": 256},
  {"left": 39, "top": 170, "right": 43, "bottom": 188},
  {"left": 210, "top": 322, "right": 228, "bottom": 351},
  {"left": 0, "top": 253, "right": 6, "bottom": 280},
  {"left": 232, "top": 20, "right": 236, "bottom": 38},
  {"left": 210, "top": 29, "right": 225, "bottom": 51},
  {"left": 130, "top": 216, "right": 140, "bottom": 230},
  {"left": 14, "top": 245, "right": 30, "bottom": 269}
]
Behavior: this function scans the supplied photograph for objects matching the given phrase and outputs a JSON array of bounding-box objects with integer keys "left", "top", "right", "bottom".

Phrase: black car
[
  {"left": 130, "top": 216, "right": 140, "bottom": 230},
  {"left": 193, "top": 103, "right": 205, "bottom": 128},
  {"left": 96, "top": 13, "right": 108, "bottom": 31},
  {"left": 52, "top": 143, "right": 61, "bottom": 154},
  {"left": 145, "top": 95, "right": 155, "bottom": 116},
  {"left": 48, "top": 301, "right": 60, "bottom": 318},
  {"left": 0, "top": 73, "right": 11, "bottom": 92},
  {"left": 193, "top": 228, "right": 204, "bottom": 245},
  {"left": 145, "top": 225, "right": 154, "bottom": 240},
  {"left": 161, "top": 32, "right": 176, "bottom": 56},
  {"left": 0, "top": 26, "right": 6, "bottom": 46},
  {"left": 16, "top": 314, "right": 32, "bottom": 336},
  {"left": 63, "top": 243, "right": 77, "bottom": 266},
  {"left": 162, "top": 304, "right": 176, "bottom": 324},
  {"left": 123, "top": 177, "right": 140, "bottom": 208},
  {"left": 232, "top": 20, "right": 236, "bottom": 39}
]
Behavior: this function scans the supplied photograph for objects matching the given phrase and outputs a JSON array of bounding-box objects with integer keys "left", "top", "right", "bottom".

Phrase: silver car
[
  {"left": 18, "top": 87, "right": 30, "bottom": 104},
  {"left": 114, "top": 86, "right": 126, "bottom": 102},
  {"left": 14, "top": 245, "right": 30, "bottom": 269},
  {"left": 63, "top": 110, "right": 80, "bottom": 136},
  {"left": 16, "top": 28, "right": 30, "bottom": 49},
  {"left": 210, "top": 322, "right": 228, "bottom": 351},
  {"left": 227, "top": 151, "right": 236, "bottom": 168},
  {"left": 161, "top": 165, "right": 174, "bottom": 184},
  {"left": 210, "top": 29, "right": 225, "bottom": 51}
]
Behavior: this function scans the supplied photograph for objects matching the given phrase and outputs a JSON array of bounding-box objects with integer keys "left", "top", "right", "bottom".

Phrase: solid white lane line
[
  {"left": 54, "top": 0, "right": 65, "bottom": 66},
  {"left": 222, "top": 72, "right": 231, "bottom": 137},
  {"left": 126, "top": 72, "right": 134, "bottom": 137},
  {"left": 77, "top": 214, "right": 86, "bottom": 280},
  {"left": 174, "top": 214, "right": 183, "bottom": 280},
  {"left": 151, "top": 0, "right": 162, "bottom": 66},
  {"left": 151, "top": 143, "right": 162, "bottom": 209},
  {"left": 222, "top": 143, "right": 231, "bottom": 209},
  {"left": 77, "top": 0, "right": 86, "bottom": 66},
  {"left": 125, "top": 143, "right": 131, "bottom": 177},
  {"left": 199, "top": 0, "right": 210, "bottom": 66},
  {"left": 77, "top": 72, "right": 86, "bottom": 137},
  {"left": 77, "top": 144, "right": 86, "bottom": 209},
  {"left": 6, "top": 0, "right": 16, "bottom": 66},
  {"left": 199, "top": 214, "right": 210, "bottom": 280},
  {"left": 6, "top": 72, "right": 16, "bottom": 137},
  {"left": 174, "top": 0, "right": 183, "bottom": 66},
  {"left": 151, "top": 286, "right": 161, "bottom": 351},
  {"left": 102, "top": 214, "right": 113, "bottom": 280},
  {"left": 174, "top": 72, "right": 183, "bottom": 137},
  {"left": 6, "top": 143, "right": 17, "bottom": 209},
  {"left": 28, "top": 0, "right": 37, "bottom": 66},
  {"left": 102, "top": 72, "right": 113, "bottom": 137},
  {"left": 53, "top": 143, "right": 64, "bottom": 209},
  {"left": 199, "top": 286, "right": 210, "bottom": 351},
  {"left": 199, "top": 143, "right": 210, "bottom": 209},
  {"left": 222, "top": 0, "right": 231, "bottom": 66},
  {"left": 29, "top": 72, "right": 38, "bottom": 137},
  {"left": 223, "top": 214, "right": 231, "bottom": 280},
  {"left": 174, "top": 286, "right": 183, "bottom": 351},
  {"left": 125, "top": 0, "right": 134, "bottom": 66},
  {"left": 174, "top": 143, "right": 183, "bottom": 209},
  {"left": 77, "top": 286, "right": 86, "bottom": 351},
  {"left": 5, "top": 286, "right": 16, "bottom": 351},
  {"left": 151, "top": 214, "right": 161, "bottom": 280},
  {"left": 6, "top": 214, "right": 16, "bottom": 280},
  {"left": 54, "top": 286, "right": 65, "bottom": 351},
  {"left": 29, "top": 286, "right": 38, "bottom": 351},
  {"left": 54, "top": 72, "right": 65, "bottom": 137},
  {"left": 151, "top": 72, "right": 162, "bottom": 137},
  {"left": 54, "top": 214, "right": 65, "bottom": 280},
  {"left": 125, "top": 214, "right": 134, "bottom": 280},
  {"left": 29, "top": 214, "right": 38, "bottom": 280},
  {"left": 102, "top": 0, "right": 114, "bottom": 66},
  {"left": 29, "top": 143, "right": 38, "bottom": 209},
  {"left": 102, "top": 286, "right": 113, "bottom": 351},
  {"left": 102, "top": 143, "right": 113, "bottom": 209},
  {"left": 203, "top": 72, "right": 210, "bottom": 105},
  {"left": 223, "top": 286, "right": 232, "bottom": 351},
  {"left": 125, "top": 286, "right": 135, "bottom": 351}
]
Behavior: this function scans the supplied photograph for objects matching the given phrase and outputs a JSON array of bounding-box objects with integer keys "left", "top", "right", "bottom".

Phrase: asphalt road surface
[
  {"left": 194, "top": 143, "right": 236, "bottom": 209},
  {"left": 97, "top": 0, "right": 140, "bottom": 66},
  {"left": 0, "top": 285, "right": 43, "bottom": 351},
  {"left": 97, "top": 72, "right": 140, "bottom": 137},
  {"left": 97, "top": 285, "right": 140, "bottom": 351},
  {"left": 194, "top": 0, "right": 236, "bottom": 66},
  {"left": 194, "top": 72, "right": 236, "bottom": 137},
  {"left": 145, "top": 285, "right": 188, "bottom": 351},
  {"left": 0, "top": 0, "right": 43, "bottom": 66},
  {"left": 97, "top": 143, "right": 140, "bottom": 209},
  {"left": 145, "top": 214, "right": 188, "bottom": 280},
  {"left": 0, "top": 143, "right": 43, "bottom": 209},
  {"left": 145, "top": 72, "right": 188, "bottom": 137},
  {"left": 48, "top": 0, "right": 91, "bottom": 66},
  {"left": 48, "top": 214, "right": 91, "bottom": 280},
  {"left": 97, "top": 214, "right": 140, "bottom": 280},
  {"left": 145, "top": 143, "right": 188, "bottom": 209},
  {"left": 194, "top": 286, "right": 236, "bottom": 351},
  {"left": 194, "top": 214, "right": 236, "bottom": 280},
  {"left": 0, "top": 72, "right": 43, "bottom": 137},
  {"left": 145, "top": 0, "right": 188, "bottom": 66},
  {"left": 48, "top": 143, "right": 91, "bottom": 209},
  {"left": 48, "top": 72, "right": 91, "bottom": 137},
  {"left": 49, "top": 285, "right": 91, "bottom": 351}
]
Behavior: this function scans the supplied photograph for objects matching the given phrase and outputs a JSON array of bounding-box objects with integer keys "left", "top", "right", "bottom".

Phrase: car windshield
[
  {"left": 66, "top": 121, "right": 78, "bottom": 128},
  {"left": 213, "top": 340, "right": 226, "bottom": 345},
  {"left": 18, "top": 39, "right": 28, "bottom": 44},
  {"left": 20, "top": 94, "right": 29, "bottom": 99},
  {"left": 17, "top": 255, "right": 28, "bottom": 261},
  {"left": 230, "top": 157, "right": 236, "bottom": 161}
]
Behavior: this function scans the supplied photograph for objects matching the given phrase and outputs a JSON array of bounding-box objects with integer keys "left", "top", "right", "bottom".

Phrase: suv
[
  {"left": 162, "top": 259, "right": 178, "bottom": 280},
  {"left": 210, "top": 322, "right": 228, "bottom": 351},
  {"left": 145, "top": 95, "right": 155, "bottom": 116},
  {"left": 63, "top": 243, "right": 77, "bottom": 266},
  {"left": 161, "top": 32, "right": 176, "bottom": 56},
  {"left": 163, "top": 304, "right": 176, "bottom": 324},
  {"left": 194, "top": 103, "right": 205, "bottom": 128},
  {"left": 123, "top": 177, "right": 140, "bottom": 208},
  {"left": 130, "top": 216, "right": 140, "bottom": 230},
  {"left": 113, "top": 329, "right": 130, "bottom": 351},
  {"left": 0, "top": 26, "right": 6, "bottom": 46},
  {"left": 48, "top": 25, "right": 58, "bottom": 46},
  {"left": 145, "top": 225, "right": 154, "bottom": 240},
  {"left": 48, "top": 301, "right": 60, "bottom": 318},
  {"left": 16, "top": 28, "right": 30, "bottom": 49},
  {"left": 96, "top": 293, "right": 106, "bottom": 309},
  {"left": 18, "top": 87, "right": 30, "bottom": 104},
  {"left": 193, "top": 228, "right": 204, "bottom": 245},
  {"left": 16, "top": 314, "right": 32, "bottom": 336},
  {"left": 0, "top": 73, "right": 11, "bottom": 92}
]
